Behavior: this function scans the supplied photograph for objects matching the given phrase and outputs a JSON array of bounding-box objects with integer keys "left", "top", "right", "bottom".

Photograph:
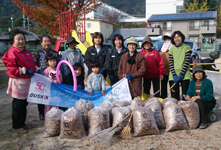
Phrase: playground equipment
[{"left": 51, "top": 3, "right": 93, "bottom": 54}]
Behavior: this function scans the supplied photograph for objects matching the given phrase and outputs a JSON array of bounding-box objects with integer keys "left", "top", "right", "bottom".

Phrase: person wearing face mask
[
  {"left": 84, "top": 32, "right": 107, "bottom": 77},
  {"left": 2, "top": 31, "right": 43, "bottom": 134},
  {"left": 118, "top": 37, "right": 146, "bottom": 98},
  {"left": 105, "top": 34, "right": 128, "bottom": 85},
  {"left": 33, "top": 34, "right": 59, "bottom": 120},
  {"left": 60, "top": 36, "right": 84, "bottom": 85},
  {"left": 169, "top": 30, "right": 192, "bottom": 100}
]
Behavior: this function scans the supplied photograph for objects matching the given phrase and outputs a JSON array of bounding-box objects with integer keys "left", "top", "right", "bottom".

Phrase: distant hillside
[{"left": 103, "top": 0, "right": 145, "bottom": 17}]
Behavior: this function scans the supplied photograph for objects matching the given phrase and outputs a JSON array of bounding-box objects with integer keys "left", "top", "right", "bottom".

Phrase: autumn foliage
[{"left": 12, "top": 0, "right": 101, "bottom": 34}]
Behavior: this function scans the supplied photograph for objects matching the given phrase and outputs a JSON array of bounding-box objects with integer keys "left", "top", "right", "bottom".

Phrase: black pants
[
  {"left": 161, "top": 75, "right": 169, "bottom": 99},
  {"left": 169, "top": 80, "right": 190, "bottom": 100},
  {"left": 38, "top": 104, "right": 45, "bottom": 115},
  {"left": 12, "top": 98, "right": 28, "bottom": 129},
  {"left": 110, "top": 75, "right": 119, "bottom": 86},
  {"left": 195, "top": 99, "right": 215, "bottom": 123},
  {"left": 143, "top": 77, "right": 160, "bottom": 97}
]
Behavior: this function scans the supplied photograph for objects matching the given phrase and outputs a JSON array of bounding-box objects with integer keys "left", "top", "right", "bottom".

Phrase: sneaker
[
  {"left": 199, "top": 123, "right": 207, "bottom": 129},
  {"left": 39, "top": 114, "right": 45, "bottom": 121},
  {"left": 15, "top": 128, "right": 28, "bottom": 134}
]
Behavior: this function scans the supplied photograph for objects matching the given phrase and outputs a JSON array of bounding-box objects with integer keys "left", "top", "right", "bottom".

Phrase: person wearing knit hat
[
  {"left": 186, "top": 65, "right": 216, "bottom": 129},
  {"left": 160, "top": 33, "right": 174, "bottom": 98},
  {"left": 118, "top": 37, "right": 146, "bottom": 98},
  {"left": 140, "top": 37, "right": 164, "bottom": 98}
]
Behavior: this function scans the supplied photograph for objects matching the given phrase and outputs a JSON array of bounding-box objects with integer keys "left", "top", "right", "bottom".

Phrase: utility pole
[
  {"left": 22, "top": 8, "right": 26, "bottom": 29},
  {"left": 27, "top": 17, "right": 30, "bottom": 30}
]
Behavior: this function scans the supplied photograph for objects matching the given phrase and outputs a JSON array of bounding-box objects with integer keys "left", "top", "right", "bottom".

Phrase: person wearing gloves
[
  {"left": 33, "top": 34, "right": 59, "bottom": 120},
  {"left": 160, "top": 33, "right": 174, "bottom": 98},
  {"left": 60, "top": 36, "right": 84, "bottom": 85},
  {"left": 140, "top": 37, "right": 164, "bottom": 97},
  {"left": 169, "top": 30, "right": 192, "bottom": 100},
  {"left": 105, "top": 34, "right": 128, "bottom": 85},
  {"left": 118, "top": 37, "right": 146, "bottom": 98},
  {"left": 84, "top": 32, "right": 107, "bottom": 77},
  {"left": 186, "top": 65, "right": 216, "bottom": 129},
  {"left": 2, "top": 31, "right": 44, "bottom": 134}
]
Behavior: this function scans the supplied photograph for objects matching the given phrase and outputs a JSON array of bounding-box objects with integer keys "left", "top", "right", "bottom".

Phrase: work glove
[
  {"left": 126, "top": 74, "right": 135, "bottom": 80},
  {"left": 173, "top": 75, "right": 180, "bottom": 83},
  {"left": 109, "top": 75, "right": 115, "bottom": 81},
  {"left": 37, "top": 70, "right": 44, "bottom": 76},
  {"left": 77, "top": 84, "right": 84, "bottom": 89},
  {"left": 178, "top": 74, "right": 184, "bottom": 80},
  {"left": 26, "top": 69, "right": 34, "bottom": 77},
  {"left": 99, "top": 68, "right": 105, "bottom": 74}
]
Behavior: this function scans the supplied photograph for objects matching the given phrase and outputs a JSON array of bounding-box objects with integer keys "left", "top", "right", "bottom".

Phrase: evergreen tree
[{"left": 184, "top": 0, "right": 218, "bottom": 11}]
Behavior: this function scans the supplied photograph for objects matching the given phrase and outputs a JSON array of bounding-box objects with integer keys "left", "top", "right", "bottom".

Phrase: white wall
[{"left": 146, "top": 0, "right": 184, "bottom": 19}]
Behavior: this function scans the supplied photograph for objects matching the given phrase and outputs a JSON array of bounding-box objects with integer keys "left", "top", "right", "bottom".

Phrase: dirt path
[{"left": 0, "top": 59, "right": 221, "bottom": 150}]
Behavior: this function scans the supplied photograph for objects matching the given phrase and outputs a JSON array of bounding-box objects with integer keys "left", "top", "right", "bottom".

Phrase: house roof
[
  {"left": 0, "top": 27, "right": 40, "bottom": 42},
  {"left": 108, "top": 28, "right": 147, "bottom": 40},
  {"left": 148, "top": 11, "right": 217, "bottom": 22}
]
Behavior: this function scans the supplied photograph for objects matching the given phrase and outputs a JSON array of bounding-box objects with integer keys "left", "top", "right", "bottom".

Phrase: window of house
[
  {"left": 94, "top": 9, "right": 97, "bottom": 13},
  {"left": 163, "top": 22, "right": 172, "bottom": 30},
  {"left": 204, "top": 20, "right": 214, "bottom": 26},
  {"left": 189, "top": 21, "right": 199, "bottom": 29},
  {"left": 176, "top": 6, "right": 183, "bottom": 13},
  {"left": 86, "top": 23, "right": 92, "bottom": 28}
]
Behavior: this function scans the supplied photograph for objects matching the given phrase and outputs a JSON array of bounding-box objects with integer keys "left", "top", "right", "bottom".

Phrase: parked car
[
  {"left": 124, "top": 36, "right": 161, "bottom": 52},
  {"left": 153, "top": 40, "right": 201, "bottom": 58}
]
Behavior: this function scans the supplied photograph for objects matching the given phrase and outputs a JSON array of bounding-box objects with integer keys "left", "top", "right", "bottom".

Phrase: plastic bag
[
  {"left": 133, "top": 107, "right": 159, "bottom": 136},
  {"left": 145, "top": 97, "right": 162, "bottom": 108},
  {"left": 131, "top": 96, "right": 144, "bottom": 106},
  {"left": 127, "top": 100, "right": 140, "bottom": 111},
  {"left": 112, "top": 107, "right": 132, "bottom": 134},
  {"left": 111, "top": 100, "right": 131, "bottom": 107},
  {"left": 145, "top": 102, "right": 165, "bottom": 129},
  {"left": 60, "top": 108, "right": 86, "bottom": 139},
  {"left": 75, "top": 99, "right": 94, "bottom": 129},
  {"left": 88, "top": 107, "right": 110, "bottom": 136},
  {"left": 177, "top": 101, "right": 200, "bottom": 129},
  {"left": 162, "top": 97, "right": 178, "bottom": 108},
  {"left": 98, "top": 101, "right": 116, "bottom": 126},
  {"left": 163, "top": 103, "right": 189, "bottom": 132},
  {"left": 43, "top": 107, "right": 64, "bottom": 138}
]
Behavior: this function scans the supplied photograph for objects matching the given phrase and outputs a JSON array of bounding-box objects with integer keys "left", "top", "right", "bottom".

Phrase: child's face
[
  {"left": 194, "top": 71, "right": 203, "bottom": 80},
  {"left": 94, "top": 37, "right": 102, "bottom": 46},
  {"left": 47, "top": 59, "right": 57, "bottom": 69},
  {"left": 74, "top": 68, "right": 82, "bottom": 77},
  {"left": 68, "top": 42, "right": 76, "bottom": 49},
  {"left": 13, "top": 33, "right": 25, "bottom": 48},
  {"left": 91, "top": 67, "right": 100, "bottom": 75},
  {"left": 174, "top": 34, "right": 182, "bottom": 45},
  {"left": 41, "top": 37, "right": 52, "bottom": 50},
  {"left": 143, "top": 43, "right": 151, "bottom": 50}
]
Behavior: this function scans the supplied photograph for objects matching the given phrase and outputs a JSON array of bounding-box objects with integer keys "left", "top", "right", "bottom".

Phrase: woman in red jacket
[
  {"left": 140, "top": 37, "right": 164, "bottom": 97},
  {"left": 2, "top": 31, "right": 43, "bottom": 134}
]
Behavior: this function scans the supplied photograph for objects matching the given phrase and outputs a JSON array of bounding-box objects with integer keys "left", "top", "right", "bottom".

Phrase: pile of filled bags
[{"left": 43, "top": 97, "right": 200, "bottom": 138}]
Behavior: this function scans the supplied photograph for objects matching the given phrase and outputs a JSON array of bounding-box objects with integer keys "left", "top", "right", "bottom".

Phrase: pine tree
[{"left": 185, "top": 0, "right": 209, "bottom": 12}]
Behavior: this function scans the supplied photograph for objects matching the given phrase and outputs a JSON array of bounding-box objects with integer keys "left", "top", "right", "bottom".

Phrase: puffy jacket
[
  {"left": 84, "top": 46, "right": 108, "bottom": 75},
  {"left": 105, "top": 47, "right": 128, "bottom": 77},
  {"left": 2, "top": 45, "right": 36, "bottom": 78},
  {"left": 140, "top": 48, "right": 164, "bottom": 79}
]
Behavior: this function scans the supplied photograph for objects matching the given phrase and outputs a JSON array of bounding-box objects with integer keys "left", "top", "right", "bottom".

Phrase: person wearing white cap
[{"left": 160, "top": 33, "right": 174, "bottom": 98}]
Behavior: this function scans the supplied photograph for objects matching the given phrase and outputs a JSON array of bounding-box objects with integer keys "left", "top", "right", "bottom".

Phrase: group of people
[{"left": 2, "top": 30, "right": 216, "bottom": 134}]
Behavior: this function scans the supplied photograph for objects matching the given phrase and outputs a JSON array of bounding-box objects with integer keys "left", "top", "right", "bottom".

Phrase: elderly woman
[
  {"left": 118, "top": 37, "right": 146, "bottom": 98},
  {"left": 186, "top": 65, "right": 216, "bottom": 129},
  {"left": 2, "top": 31, "right": 43, "bottom": 133}
]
